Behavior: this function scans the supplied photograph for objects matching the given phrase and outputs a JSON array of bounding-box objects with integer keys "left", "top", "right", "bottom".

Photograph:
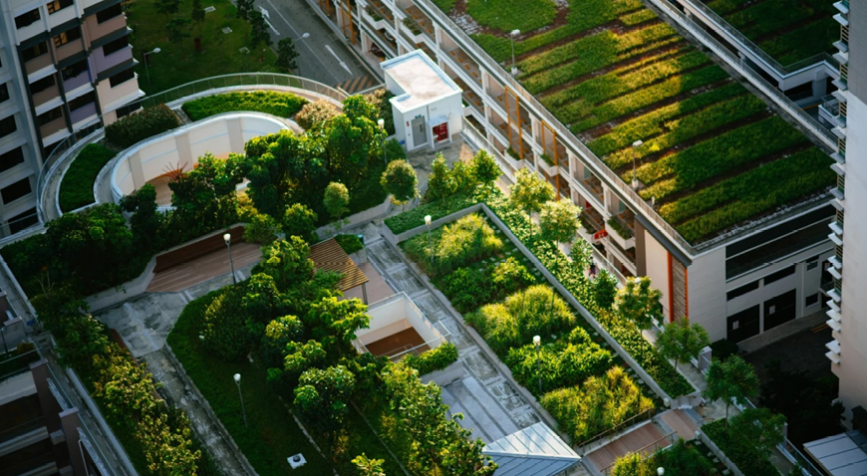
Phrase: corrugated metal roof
[
  {"left": 309, "top": 238, "right": 369, "bottom": 291},
  {"left": 804, "top": 431, "right": 867, "bottom": 476},
  {"left": 483, "top": 423, "right": 581, "bottom": 476}
]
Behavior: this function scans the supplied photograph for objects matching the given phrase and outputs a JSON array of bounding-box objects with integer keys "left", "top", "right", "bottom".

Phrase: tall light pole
[
  {"left": 425, "top": 215, "right": 433, "bottom": 265},
  {"left": 378, "top": 118, "right": 387, "bottom": 166},
  {"left": 510, "top": 29, "right": 521, "bottom": 75},
  {"left": 143, "top": 47, "right": 161, "bottom": 89},
  {"left": 296, "top": 33, "right": 310, "bottom": 76},
  {"left": 631, "top": 139, "right": 643, "bottom": 190},
  {"left": 233, "top": 373, "right": 248, "bottom": 428},
  {"left": 533, "top": 335, "right": 542, "bottom": 395},
  {"left": 224, "top": 233, "right": 236, "bottom": 284}
]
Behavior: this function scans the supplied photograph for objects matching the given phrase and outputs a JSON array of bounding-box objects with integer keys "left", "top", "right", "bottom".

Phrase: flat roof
[
  {"left": 483, "top": 422, "right": 581, "bottom": 476},
  {"left": 382, "top": 50, "right": 460, "bottom": 112},
  {"left": 803, "top": 431, "right": 867, "bottom": 476},
  {"left": 310, "top": 238, "right": 369, "bottom": 291}
]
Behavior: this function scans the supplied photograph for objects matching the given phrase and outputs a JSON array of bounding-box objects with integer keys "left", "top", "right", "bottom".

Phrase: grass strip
[
  {"left": 466, "top": 0, "right": 558, "bottom": 32},
  {"left": 59, "top": 144, "right": 116, "bottom": 212},
  {"left": 182, "top": 91, "right": 308, "bottom": 122}
]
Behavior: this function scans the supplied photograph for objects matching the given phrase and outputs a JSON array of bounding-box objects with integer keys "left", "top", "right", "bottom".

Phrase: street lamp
[
  {"left": 296, "top": 33, "right": 310, "bottom": 76},
  {"left": 510, "top": 29, "right": 521, "bottom": 75},
  {"left": 224, "top": 233, "right": 236, "bottom": 285},
  {"left": 378, "top": 118, "right": 387, "bottom": 166},
  {"left": 233, "top": 373, "right": 248, "bottom": 428},
  {"left": 425, "top": 215, "right": 433, "bottom": 265},
  {"left": 143, "top": 47, "right": 161, "bottom": 89},
  {"left": 631, "top": 139, "right": 643, "bottom": 190},
  {"left": 657, "top": 468, "right": 664, "bottom": 476},
  {"left": 533, "top": 335, "right": 542, "bottom": 395}
]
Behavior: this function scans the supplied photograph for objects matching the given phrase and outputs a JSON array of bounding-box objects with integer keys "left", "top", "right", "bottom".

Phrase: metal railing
[
  {"left": 600, "top": 431, "right": 678, "bottom": 475},
  {"left": 0, "top": 348, "right": 40, "bottom": 382},
  {"left": 574, "top": 408, "right": 656, "bottom": 455}
]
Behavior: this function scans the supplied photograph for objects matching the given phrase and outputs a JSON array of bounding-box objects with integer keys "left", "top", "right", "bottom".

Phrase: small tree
[
  {"left": 248, "top": 11, "right": 271, "bottom": 59},
  {"left": 296, "top": 100, "right": 338, "bottom": 130},
  {"left": 470, "top": 149, "right": 500, "bottom": 193},
  {"left": 703, "top": 355, "right": 760, "bottom": 423},
  {"left": 244, "top": 212, "right": 282, "bottom": 244},
  {"left": 293, "top": 365, "right": 356, "bottom": 439},
  {"left": 323, "top": 182, "right": 350, "bottom": 227},
  {"left": 236, "top": 0, "right": 254, "bottom": 20},
  {"left": 538, "top": 199, "right": 581, "bottom": 250},
  {"left": 352, "top": 454, "right": 386, "bottom": 476},
  {"left": 191, "top": 0, "right": 205, "bottom": 33},
  {"left": 166, "top": 16, "right": 191, "bottom": 44},
  {"left": 509, "top": 168, "right": 554, "bottom": 219},
  {"left": 156, "top": 0, "right": 180, "bottom": 19},
  {"left": 614, "top": 276, "right": 662, "bottom": 330},
  {"left": 426, "top": 154, "right": 456, "bottom": 205},
  {"left": 729, "top": 407, "right": 786, "bottom": 458},
  {"left": 591, "top": 270, "right": 618, "bottom": 309},
  {"left": 381, "top": 160, "right": 418, "bottom": 209},
  {"left": 283, "top": 203, "right": 318, "bottom": 244},
  {"left": 276, "top": 38, "right": 300, "bottom": 73},
  {"left": 656, "top": 319, "right": 710, "bottom": 372}
]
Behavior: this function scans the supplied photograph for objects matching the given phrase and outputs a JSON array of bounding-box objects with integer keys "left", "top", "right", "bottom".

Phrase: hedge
[
  {"left": 59, "top": 143, "right": 116, "bottom": 212},
  {"left": 334, "top": 234, "right": 363, "bottom": 255},
  {"left": 105, "top": 104, "right": 180, "bottom": 149},
  {"left": 702, "top": 419, "right": 781, "bottom": 476},
  {"left": 403, "top": 342, "right": 459, "bottom": 375},
  {"left": 182, "top": 91, "right": 308, "bottom": 121},
  {"left": 384, "top": 190, "right": 480, "bottom": 234}
]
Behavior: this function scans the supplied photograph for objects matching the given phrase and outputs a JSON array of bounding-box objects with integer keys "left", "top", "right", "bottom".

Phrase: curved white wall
[{"left": 111, "top": 113, "right": 289, "bottom": 202}]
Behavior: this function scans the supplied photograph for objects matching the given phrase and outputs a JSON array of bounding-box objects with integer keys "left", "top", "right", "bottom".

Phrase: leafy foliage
[
  {"left": 296, "top": 100, "right": 338, "bottom": 131},
  {"left": 276, "top": 37, "right": 300, "bottom": 72},
  {"left": 105, "top": 104, "right": 180, "bottom": 148},
  {"left": 437, "top": 257, "right": 537, "bottom": 313},
  {"left": 182, "top": 91, "right": 307, "bottom": 121},
  {"left": 283, "top": 203, "right": 319, "bottom": 244},
  {"left": 539, "top": 199, "right": 581, "bottom": 245},
  {"left": 615, "top": 277, "right": 663, "bottom": 330},
  {"left": 244, "top": 212, "right": 282, "bottom": 244},
  {"left": 510, "top": 168, "right": 554, "bottom": 217},
  {"left": 324, "top": 182, "right": 350, "bottom": 221},
  {"left": 59, "top": 144, "right": 116, "bottom": 212},
  {"left": 610, "top": 439, "right": 716, "bottom": 476},
  {"left": 386, "top": 191, "right": 481, "bottom": 234},
  {"left": 703, "top": 355, "right": 760, "bottom": 421},
  {"left": 655, "top": 319, "right": 710, "bottom": 371},
  {"left": 703, "top": 418, "right": 781, "bottom": 476},
  {"left": 381, "top": 160, "right": 418, "bottom": 206},
  {"left": 403, "top": 342, "right": 459, "bottom": 375},
  {"left": 402, "top": 213, "right": 503, "bottom": 276},
  {"left": 466, "top": 0, "right": 557, "bottom": 32},
  {"left": 334, "top": 234, "right": 363, "bottom": 255}
]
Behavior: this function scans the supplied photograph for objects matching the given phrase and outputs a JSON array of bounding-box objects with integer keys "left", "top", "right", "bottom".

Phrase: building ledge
[
  {"left": 42, "top": 128, "right": 71, "bottom": 148},
  {"left": 829, "top": 221, "right": 843, "bottom": 236},
  {"left": 834, "top": 13, "right": 849, "bottom": 27},
  {"left": 829, "top": 288, "right": 842, "bottom": 303},
  {"left": 826, "top": 350, "right": 841, "bottom": 365},
  {"left": 826, "top": 318, "right": 840, "bottom": 333},
  {"left": 827, "top": 308, "right": 841, "bottom": 323},
  {"left": 829, "top": 255, "right": 842, "bottom": 270},
  {"left": 829, "top": 232, "right": 843, "bottom": 247},
  {"left": 828, "top": 266, "right": 842, "bottom": 280}
]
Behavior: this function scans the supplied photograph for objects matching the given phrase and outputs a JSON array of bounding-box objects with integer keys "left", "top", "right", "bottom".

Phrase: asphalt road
[{"left": 254, "top": 0, "right": 378, "bottom": 90}]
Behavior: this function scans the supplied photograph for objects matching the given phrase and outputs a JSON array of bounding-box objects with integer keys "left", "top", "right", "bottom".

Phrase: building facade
[
  {"left": 312, "top": 0, "right": 836, "bottom": 348},
  {"left": 827, "top": 0, "right": 867, "bottom": 425},
  {"left": 0, "top": 0, "right": 143, "bottom": 235}
]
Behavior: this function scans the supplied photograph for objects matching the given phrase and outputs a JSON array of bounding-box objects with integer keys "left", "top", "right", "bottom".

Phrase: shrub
[
  {"left": 542, "top": 366, "right": 654, "bottom": 443},
  {"left": 182, "top": 91, "right": 308, "bottom": 121},
  {"left": 244, "top": 212, "right": 282, "bottom": 244},
  {"left": 335, "top": 234, "right": 363, "bottom": 255},
  {"left": 59, "top": 144, "right": 116, "bottom": 212},
  {"left": 402, "top": 213, "right": 503, "bottom": 276},
  {"left": 105, "top": 104, "right": 180, "bottom": 149},
  {"left": 295, "top": 99, "right": 338, "bottom": 130},
  {"left": 611, "top": 439, "right": 716, "bottom": 476},
  {"left": 403, "top": 342, "right": 459, "bottom": 375},
  {"left": 384, "top": 191, "right": 481, "bottom": 234},
  {"left": 702, "top": 419, "right": 780, "bottom": 476},
  {"left": 202, "top": 285, "right": 249, "bottom": 360}
]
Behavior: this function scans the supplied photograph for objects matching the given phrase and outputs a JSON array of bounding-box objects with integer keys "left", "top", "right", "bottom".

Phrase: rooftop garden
[
  {"left": 434, "top": 0, "right": 834, "bottom": 244},
  {"left": 702, "top": 0, "right": 839, "bottom": 66}
]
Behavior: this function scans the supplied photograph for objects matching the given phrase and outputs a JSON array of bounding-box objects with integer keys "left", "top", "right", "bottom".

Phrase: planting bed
[{"left": 434, "top": 0, "right": 834, "bottom": 244}]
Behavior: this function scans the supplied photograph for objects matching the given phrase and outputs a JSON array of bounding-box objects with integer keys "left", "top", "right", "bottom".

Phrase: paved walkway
[
  {"left": 146, "top": 242, "right": 260, "bottom": 293},
  {"left": 584, "top": 422, "right": 669, "bottom": 474}
]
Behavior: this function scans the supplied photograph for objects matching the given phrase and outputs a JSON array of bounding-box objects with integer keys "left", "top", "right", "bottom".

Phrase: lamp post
[
  {"left": 425, "top": 215, "right": 433, "bottom": 265},
  {"left": 631, "top": 140, "right": 643, "bottom": 190},
  {"left": 510, "top": 29, "right": 521, "bottom": 75},
  {"left": 142, "top": 47, "right": 161, "bottom": 89},
  {"left": 533, "top": 335, "right": 542, "bottom": 395},
  {"left": 233, "top": 373, "right": 248, "bottom": 428},
  {"left": 296, "top": 33, "right": 310, "bottom": 75},
  {"left": 657, "top": 468, "right": 664, "bottom": 476},
  {"left": 224, "top": 233, "right": 236, "bottom": 284},
  {"left": 378, "top": 118, "right": 387, "bottom": 166}
]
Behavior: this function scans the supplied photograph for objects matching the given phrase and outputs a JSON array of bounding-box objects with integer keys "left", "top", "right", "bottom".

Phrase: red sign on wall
[
  {"left": 433, "top": 123, "right": 449, "bottom": 142},
  {"left": 593, "top": 229, "right": 608, "bottom": 241}
]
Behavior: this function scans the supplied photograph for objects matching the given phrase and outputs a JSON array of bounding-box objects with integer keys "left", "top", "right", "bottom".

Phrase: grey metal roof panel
[
  {"left": 491, "top": 456, "right": 574, "bottom": 476},
  {"left": 484, "top": 423, "right": 580, "bottom": 476}
]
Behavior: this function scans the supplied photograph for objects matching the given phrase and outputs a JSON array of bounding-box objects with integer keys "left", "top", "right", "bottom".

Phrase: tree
[
  {"left": 703, "top": 355, "right": 760, "bottom": 422},
  {"left": 120, "top": 184, "right": 165, "bottom": 252},
  {"left": 244, "top": 212, "right": 282, "bottom": 244},
  {"left": 283, "top": 203, "right": 319, "bottom": 244},
  {"left": 426, "top": 154, "right": 456, "bottom": 205},
  {"left": 169, "top": 152, "right": 244, "bottom": 241},
  {"left": 249, "top": 11, "right": 271, "bottom": 59},
  {"left": 296, "top": 100, "right": 338, "bottom": 130},
  {"left": 470, "top": 149, "right": 500, "bottom": 193},
  {"left": 276, "top": 38, "right": 300, "bottom": 72},
  {"left": 254, "top": 236, "right": 316, "bottom": 291},
  {"left": 381, "top": 160, "right": 418, "bottom": 208},
  {"left": 591, "top": 270, "right": 618, "bottom": 309},
  {"left": 729, "top": 407, "right": 786, "bottom": 458},
  {"left": 156, "top": 0, "right": 180, "bottom": 18},
  {"left": 191, "top": 0, "right": 205, "bottom": 31},
  {"left": 307, "top": 296, "right": 370, "bottom": 349},
  {"left": 655, "top": 319, "right": 710, "bottom": 372},
  {"left": 614, "top": 277, "right": 662, "bottom": 330},
  {"left": 166, "top": 16, "right": 191, "bottom": 44},
  {"left": 353, "top": 454, "right": 386, "bottom": 476},
  {"left": 235, "top": 0, "right": 253, "bottom": 20},
  {"left": 323, "top": 182, "right": 350, "bottom": 225},
  {"left": 538, "top": 199, "right": 581, "bottom": 250},
  {"left": 261, "top": 315, "right": 304, "bottom": 366},
  {"left": 293, "top": 365, "right": 356, "bottom": 438},
  {"left": 509, "top": 168, "right": 554, "bottom": 219}
]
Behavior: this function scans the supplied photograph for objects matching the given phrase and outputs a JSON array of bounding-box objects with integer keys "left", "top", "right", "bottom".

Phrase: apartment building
[
  {"left": 825, "top": 0, "right": 867, "bottom": 425},
  {"left": 0, "top": 0, "right": 143, "bottom": 236},
  {"left": 311, "top": 0, "right": 838, "bottom": 347}
]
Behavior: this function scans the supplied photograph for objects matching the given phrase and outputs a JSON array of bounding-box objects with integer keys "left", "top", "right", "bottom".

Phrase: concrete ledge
[
  {"left": 84, "top": 257, "right": 157, "bottom": 313},
  {"left": 699, "top": 428, "right": 746, "bottom": 476}
]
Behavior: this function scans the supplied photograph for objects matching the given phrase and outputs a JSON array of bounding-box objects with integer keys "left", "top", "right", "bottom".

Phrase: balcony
[
  {"left": 70, "top": 102, "right": 98, "bottom": 129},
  {"left": 39, "top": 115, "right": 69, "bottom": 147},
  {"left": 32, "top": 84, "right": 62, "bottom": 114},
  {"left": 580, "top": 173, "right": 605, "bottom": 205},
  {"left": 444, "top": 48, "right": 482, "bottom": 89},
  {"left": 606, "top": 211, "right": 636, "bottom": 251},
  {"left": 53, "top": 38, "right": 83, "bottom": 63},
  {"left": 825, "top": 339, "right": 841, "bottom": 365},
  {"left": 63, "top": 70, "right": 92, "bottom": 95},
  {"left": 82, "top": 13, "right": 127, "bottom": 48},
  {"left": 834, "top": 1, "right": 849, "bottom": 14},
  {"left": 401, "top": 5, "right": 435, "bottom": 46}
]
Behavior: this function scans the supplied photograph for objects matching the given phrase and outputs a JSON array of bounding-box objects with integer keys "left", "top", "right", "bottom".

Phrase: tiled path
[
  {"left": 146, "top": 241, "right": 261, "bottom": 292},
  {"left": 584, "top": 422, "right": 670, "bottom": 473}
]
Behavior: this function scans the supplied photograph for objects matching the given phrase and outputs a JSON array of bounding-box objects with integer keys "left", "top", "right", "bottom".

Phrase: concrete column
[
  {"left": 813, "top": 78, "right": 828, "bottom": 99},
  {"left": 129, "top": 152, "right": 145, "bottom": 190},
  {"left": 227, "top": 118, "right": 244, "bottom": 155},
  {"left": 175, "top": 132, "right": 192, "bottom": 169},
  {"left": 30, "top": 359, "right": 61, "bottom": 432},
  {"left": 60, "top": 408, "right": 85, "bottom": 476}
]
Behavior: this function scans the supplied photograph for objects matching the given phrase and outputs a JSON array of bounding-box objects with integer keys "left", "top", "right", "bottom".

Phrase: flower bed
[
  {"left": 182, "top": 91, "right": 308, "bottom": 122},
  {"left": 59, "top": 143, "right": 116, "bottom": 212}
]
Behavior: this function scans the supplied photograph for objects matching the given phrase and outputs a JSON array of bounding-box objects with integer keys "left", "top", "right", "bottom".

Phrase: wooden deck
[
  {"left": 659, "top": 409, "right": 699, "bottom": 441},
  {"left": 365, "top": 327, "right": 428, "bottom": 358},
  {"left": 146, "top": 241, "right": 261, "bottom": 292},
  {"left": 585, "top": 422, "right": 669, "bottom": 473}
]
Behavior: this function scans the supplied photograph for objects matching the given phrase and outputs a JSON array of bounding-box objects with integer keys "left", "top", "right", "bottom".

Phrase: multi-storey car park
[{"left": 309, "top": 0, "right": 842, "bottom": 346}]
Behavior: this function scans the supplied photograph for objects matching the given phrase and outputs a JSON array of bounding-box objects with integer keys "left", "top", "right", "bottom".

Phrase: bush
[
  {"left": 59, "top": 144, "right": 116, "bottom": 212},
  {"left": 385, "top": 191, "right": 482, "bottom": 234},
  {"left": 295, "top": 99, "right": 338, "bottom": 130},
  {"left": 438, "top": 257, "right": 537, "bottom": 313},
  {"left": 541, "top": 366, "right": 654, "bottom": 443},
  {"left": 182, "top": 91, "right": 308, "bottom": 121},
  {"left": 611, "top": 439, "right": 716, "bottom": 476},
  {"left": 402, "top": 213, "right": 503, "bottom": 276},
  {"left": 335, "top": 234, "right": 363, "bottom": 255},
  {"left": 703, "top": 419, "right": 780, "bottom": 476},
  {"left": 403, "top": 342, "right": 459, "bottom": 375},
  {"left": 202, "top": 286, "right": 249, "bottom": 360},
  {"left": 105, "top": 104, "right": 180, "bottom": 148}
]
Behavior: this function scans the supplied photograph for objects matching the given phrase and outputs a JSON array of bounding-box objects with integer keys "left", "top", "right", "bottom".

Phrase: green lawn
[
  {"left": 466, "top": 0, "right": 558, "bottom": 33},
  {"left": 59, "top": 144, "right": 116, "bottom": 212},
  {"left": 127, "top": 0, "right": 278, "bottom": 95},
  {"left": 167, "top": 290, "right": 403, "bottom": 476}
]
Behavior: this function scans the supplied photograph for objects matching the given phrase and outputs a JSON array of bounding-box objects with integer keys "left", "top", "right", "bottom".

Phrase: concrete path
[{"left": 584, "top": 422, "right": 670, "bottom": 474}]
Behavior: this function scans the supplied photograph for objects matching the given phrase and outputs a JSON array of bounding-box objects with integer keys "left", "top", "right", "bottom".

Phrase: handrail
[
  {"left": 599, "top": 431, "right": 677, "bottom": 475},
  {"left": 574, "top": 408, "right": 655, "bottom": 453}
]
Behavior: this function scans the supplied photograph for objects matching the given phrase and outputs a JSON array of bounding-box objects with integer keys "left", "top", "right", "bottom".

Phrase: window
[
  {"left": 805, "top": 293, "right": 819, "bottom": 307},
  {"left": 764, "top": 266, "right": 796, "bottom": 286},
  {"left": 69, "top": 92, "right": 94, "bottom": 111},
  {"left": 727, "top": 281, "right": 760, "bottom": 301},
  {"left": 96, "top": 3, "right": 123, "bottom": 23},
  {"left": 114, "top": 102, "right": 140, "bottom": 119},
  {"left": 15, "top": 9, "right": 41, "bottom": 29},
  {"left": 30, "top": 75, "right": 55, "bottom": 94},
  {"left": 1, "top": 178, "right": 31, "bottom": 204},
  {"left": 0, "top": 84, "right": 8, "bottom": 104},
  {"left": 109, "top": 67, "right": 134, "bottom": 87},
  {"left": 0, "top": 115, "right": 16, "bottom": 138},
  {"left": 38, "top": 107, "right": 62, "bottom": 126},
  {"left": 8, "top": 208, "right": 38, "bottom": 234},
  {"left": 0, "top": 147, "right": 25, "bottom": 174},
  {"left": 21, "top": 42, "right": 49, "bottom": 62},
  {"left": 53, "top": 27, "right": 81, "bottom": 48},
  {"left": 46, "top": 0, "right": 73, "bottom": 14},
  {"left": 101, "top": 36, "right": 129, "bottom": 56},
  {"left": 61, "top": 60, "right": 87, "bottom": 81}
]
